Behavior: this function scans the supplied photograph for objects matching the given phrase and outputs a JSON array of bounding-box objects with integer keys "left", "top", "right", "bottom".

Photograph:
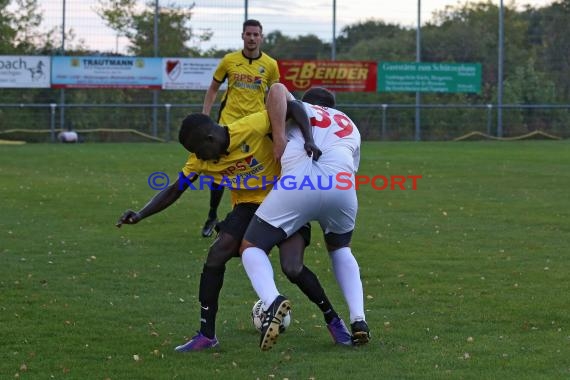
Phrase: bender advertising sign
[
  {"left": 278, "top": 60, "right": 377, "bottom": 92},
  {"left": 0, "top": 56, "right": 50, "bottom": 88},
  {"left": 51, "top": 56, "right": 162, "bottom": 89},
  {"left": 378, "top": 62, "right": 481, "bottom": 93}
]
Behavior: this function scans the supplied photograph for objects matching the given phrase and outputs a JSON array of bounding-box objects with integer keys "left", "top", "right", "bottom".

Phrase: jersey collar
[{"left": 241, "top": 50, "right": 262, "bottom": 63}]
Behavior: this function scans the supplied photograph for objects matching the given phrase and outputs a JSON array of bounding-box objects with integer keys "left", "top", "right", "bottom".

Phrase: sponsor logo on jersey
[
  {"left": 219, "top": 155, "right": 260, "bottom": 177},
  {"left": 245, "top": 155, "right": 259, "bottom": 167},
  {"left": 232, "top": 73, "right": 263, "bottom": 90}
]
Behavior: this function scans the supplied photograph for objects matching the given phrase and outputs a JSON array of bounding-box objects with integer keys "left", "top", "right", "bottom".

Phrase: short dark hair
[
  {"left": 301, "top": 87, "right": 336, "bottom": 107},
  {"left": 243, "top": 19, "right": 263, "bottom": 33},
  {"left": 179, "top": 113, "right": 213, "bottom": 150}
]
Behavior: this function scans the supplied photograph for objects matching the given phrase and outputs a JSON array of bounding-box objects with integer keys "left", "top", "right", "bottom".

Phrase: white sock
[
  {"left": 330, "top": 247, "right": 366, "bottom": 323},
  {"left": 242, "top": 247, "right": 280, "bottom": 309}
]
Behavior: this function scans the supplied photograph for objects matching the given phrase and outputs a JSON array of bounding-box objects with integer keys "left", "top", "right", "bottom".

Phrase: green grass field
[{"left": 1, "top": 141, "right": 569, "bottom": 379}]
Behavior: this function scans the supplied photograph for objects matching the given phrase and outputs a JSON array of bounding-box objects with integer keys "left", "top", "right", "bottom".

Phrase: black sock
[
  {"left": 208, "top": 186, "right": 224, "bottom": 219},
  {"left": 198, "top": 264, "right": 225, "bottom": 338},
  {"left": 288, "top": 266, "right": 338, "bottom": 324}
]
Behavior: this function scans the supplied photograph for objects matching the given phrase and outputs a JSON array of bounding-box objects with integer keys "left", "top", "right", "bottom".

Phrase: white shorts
[{"left": 256, "top": 167, "right": 358, "bottom": 237}]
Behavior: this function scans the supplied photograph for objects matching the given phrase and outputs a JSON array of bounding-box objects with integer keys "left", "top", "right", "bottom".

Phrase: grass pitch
[{"left": 1, "top": 141, "right": 569, "bottom": 379}]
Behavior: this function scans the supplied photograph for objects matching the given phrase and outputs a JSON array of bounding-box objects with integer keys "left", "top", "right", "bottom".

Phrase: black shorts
[
  {"left": 217, "top": 203, "right": 311, "bottom": 247},
  {"left": 216, "top": 203, "right": 259, "bottom": 241},
  {"left": 244, "top": 217, "right": 312, "bottom": 252}
]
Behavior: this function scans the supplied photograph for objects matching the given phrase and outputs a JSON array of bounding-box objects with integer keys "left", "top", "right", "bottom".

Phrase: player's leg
[
  {"left": 321, "top": 189, "right": 370, "bottom": 345},
  {"left": 240, "top": 216, "right": 292, "bottom": 350},
  {"left": 175, "top": 203, "right": 256, "bottom": 352},
  {"left": 241, "top": 216, "right": 285, "bottom": 308},
  {"left": 279, "top": 227, "right": 334, "bottom": 319},
  {"left": 242, "top": 210, "right": 351, "bottom": 346},
  {"left": 202, "top": 186, "right": 224, "bottom": 237},
  {"left": 241, "top": 184, "right": 319, "bottom": 309},
  {"left": 278, "top": 228, "right": 352, "bottom": 346},
  {"left": 240, "top": 183, "right": 322, "bottom": 349},
  {"left": 325, "top": 233, "right": 369, "bottom": 346}
]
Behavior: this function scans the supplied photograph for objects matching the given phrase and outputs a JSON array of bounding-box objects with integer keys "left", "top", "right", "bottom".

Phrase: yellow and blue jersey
[
  {"left": 213, "top": 50, "right": 280, "bottom": 124},
  {"left": 181, "top": 111, "right": 280, "bottom": 206}
]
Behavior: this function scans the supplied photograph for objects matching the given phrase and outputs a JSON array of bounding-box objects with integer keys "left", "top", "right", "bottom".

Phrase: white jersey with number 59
[
  {"left": 257, "top": 101, "right": 361, "bottom": 237},
  {"left": 281, "top": 102, "right": 361, "bottom": 176}
]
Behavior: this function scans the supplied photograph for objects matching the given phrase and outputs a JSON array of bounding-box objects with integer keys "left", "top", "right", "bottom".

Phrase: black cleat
[
  {"left": 259, "top": 295, "right": 291, "bottom": 351},
  {"left": 201, "top": 217, "right": 218, "bottom": 237},
  {"left": 351, "top": 320, "right": 370, "bottom": 346}
]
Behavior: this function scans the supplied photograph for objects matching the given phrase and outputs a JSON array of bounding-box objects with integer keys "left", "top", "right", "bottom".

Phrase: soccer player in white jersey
[{"left": 240, "top": 83, "right": 370, "bottom": 350}]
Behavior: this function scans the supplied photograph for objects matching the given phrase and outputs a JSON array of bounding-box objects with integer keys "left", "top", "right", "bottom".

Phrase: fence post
[
  {"left": 165, "top": 104, "right": 171, "bottom": 142},
  {"left": 50, "top": 103, "right": 57, "bottom": 143},
  {"left": 486, "top": 104, "right": 493, "bottom": 136},
  {"left": 381, "top": 104, "right": 388, "bottom": 140}
]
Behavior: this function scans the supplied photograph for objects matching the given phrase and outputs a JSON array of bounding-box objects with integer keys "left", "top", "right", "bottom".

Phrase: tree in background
[
  {"left": 0, "top": 0, "right": 18, "bottom": 53},
  {"left": 2, "top": 0, "right": 570, "bottom": 140},
  {"left": 422, "top": 2, "right": 532, "bottom": 101},
  {"left": 535, "top": 0, "right": 570, "bottom": 100},
  {"left": 96, "top": 0, "right": 212, "bottom": 57},
  {"left": 0, "top": 0, "right": 60, "bottom": 54},
  {"left": 0, "top": 0, "right": 63, "bottom": 117},
  {"left": 263, "top": 31, "right": 329, "bottom": 59},
  {"left": 335, "top": 20, "right": 412, "bottom": 61},
  {"left": 497, "top": 57, "right": 559, "bottom": 134}
]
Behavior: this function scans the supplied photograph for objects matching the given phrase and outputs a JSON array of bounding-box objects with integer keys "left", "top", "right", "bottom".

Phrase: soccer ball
[{"left": 251, "top": 299, "right": 291, "bottom": 333}]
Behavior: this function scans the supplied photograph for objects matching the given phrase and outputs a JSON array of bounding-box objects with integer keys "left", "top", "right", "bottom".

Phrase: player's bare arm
[
  {"left": 285, "top": 100, "right": 322, "bottom": 161},
  {"left": 116, "top": 176, "right": 196, "bottom": 227},
  {"left": 265, "top": 83, "right": 289, "bottom": 161},
  {"left": 202, "top": 80, "right": 222, "bottom": 115},
  {"left": 266, "top": 83, "right": 320, "bottom": 161}
]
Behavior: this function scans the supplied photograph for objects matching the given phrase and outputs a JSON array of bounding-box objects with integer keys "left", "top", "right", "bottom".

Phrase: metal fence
[
  {"left": 1, "top": 103, "right": 568, "bottom": 143},
  {"left": 2, "top": 1, "right": 569, "bottom": 142}
]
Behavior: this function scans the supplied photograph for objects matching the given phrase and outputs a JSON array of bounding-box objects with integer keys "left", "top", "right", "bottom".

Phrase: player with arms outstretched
[{"left": 116, "top": 89, "right": 353, "bottom": 352}]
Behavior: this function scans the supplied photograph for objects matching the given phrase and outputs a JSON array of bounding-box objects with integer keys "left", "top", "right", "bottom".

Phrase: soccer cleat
[
  {"left": 201, "top": 216, "right": 218, "bottom": 237},
  {"left": 351, "top": 320, "right": 370, "bottom": 346},
  {"left": 259, "top": 295, "right": 291, "bottom": 351},
  {"left": 174, "top": 331, "right": 219, "bottom": 352},
  {"left": 326, "top": 316, "right": 353, "bottom": 346}
]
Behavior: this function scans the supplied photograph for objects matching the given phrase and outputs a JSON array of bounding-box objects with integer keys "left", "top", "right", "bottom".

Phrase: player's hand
[
  {"left": 116, "top": 210, "right": 142, "bottom": 228},
  {"left": 273, "top": 138, "right": 287, "bottom": 162},
  {"left": 304, "top": 142, "right": 322, "bottom": 161}
]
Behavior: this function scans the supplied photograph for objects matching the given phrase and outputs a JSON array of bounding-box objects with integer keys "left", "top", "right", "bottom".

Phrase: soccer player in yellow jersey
[
  {"left": 200, "top": 19, "right": 281, "bottom": 238},
  {"left": 117, "top": 91, "right": 353, "bottom": 352}
]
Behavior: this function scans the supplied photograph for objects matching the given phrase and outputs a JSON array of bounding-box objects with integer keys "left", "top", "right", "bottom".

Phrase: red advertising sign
[{"left": 278, "top": 60, "right": 377, "bottom": 92}]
